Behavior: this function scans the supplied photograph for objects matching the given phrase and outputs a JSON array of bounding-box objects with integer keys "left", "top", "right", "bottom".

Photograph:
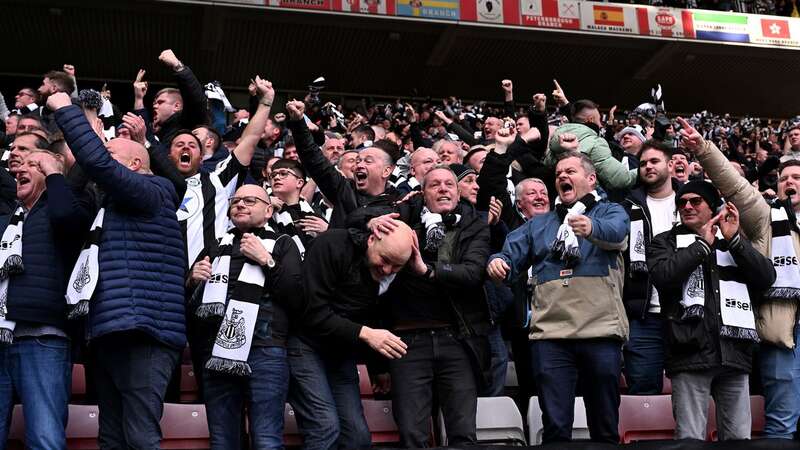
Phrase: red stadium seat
[
  {"left": 179, "top": 365, "right": 199, "bottom": 403},
  {"left": 7, "top": 404, "right": 24, "bottom": 449},
  {"left": 72, "top": 364, "right": 87, "bottom": 403},
  {"left": 160, "top": 403, "right": 210, "bottom": 449},
  {"left": 66, "top": 404, "right": 101, "bottom": 449},
  {"left": 284, "top": 403, "right": 303, "bottom": 447},
  {"left": 363, "top": 399, "right": 400, "bottom": 444},
  {"left": 618, "top": 395, "right": 675, "bottom": 443},
  {"left": 358, "top": 364, "right": 373, "bottom": 398},
  {"left": 182, "top": 345, "right": 192, "bottom": 363}
]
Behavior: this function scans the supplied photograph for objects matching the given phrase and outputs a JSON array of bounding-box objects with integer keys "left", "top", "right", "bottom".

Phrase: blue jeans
[
  {"left": 623, "top": 314, "right": 665, "bottom": 395},
  {"left": 204, "top": 346, "right": 289, "bottom": 450},
  {"left": 92, "top": 332, "right": 180, "bottom": 450},
  {"left": 530, "top": 338, "right": 622, "bottom": 444},
  {"left": 287, "top": 336, "right": 370, "bottom": 450},
  {"left": 0, "top": 336, "right": 71, "bottom": 449},
  {"left": 761, "top": 324, "right": 800, "bottom": 439},
  {"left": 483, "top": 325, "right": 509, "bottom": 397}
]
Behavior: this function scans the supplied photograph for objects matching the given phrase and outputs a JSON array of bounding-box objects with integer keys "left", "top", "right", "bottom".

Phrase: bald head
[
  {"left": 230, "top": 184, "right": 272, "bottom": 230},
  {"left": 106, "top": 138, "right": 151, "bottom": 174},
  {"left": 365, "top": 221, "right": 415, "bottom": 281},
  {"left": 410, "top": 148, "right": 441, "bottom": 179}
]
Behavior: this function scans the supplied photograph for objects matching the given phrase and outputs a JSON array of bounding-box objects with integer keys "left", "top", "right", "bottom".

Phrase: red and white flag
[
  {"left": 461, "top": 0, "right": 520, "bottom": 25},
  {"left": 636, "top": 6, "right": 694, "bottom": 38},
  {"left": 750, "top": 15, "right": 800, "bottom": 46},
  {"left": 333, "top": 0, "right": 394, "bottom": 14},
  {"left": 519, "top": 0, "right": 579, "bottom": 30}
]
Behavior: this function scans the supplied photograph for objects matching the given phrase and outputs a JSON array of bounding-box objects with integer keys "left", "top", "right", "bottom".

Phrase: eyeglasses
[
  {"left": 229, "top": 196, "right": 268, "bottom": 207},
  {"left": 677, "top": 197, "right": 705, "bottom": 209},
  {"left": 16, "top": 91, "right": 33, "bottom": 98},
  {"left": 269, "top": 170, "right": 299, "bottom": 181}
]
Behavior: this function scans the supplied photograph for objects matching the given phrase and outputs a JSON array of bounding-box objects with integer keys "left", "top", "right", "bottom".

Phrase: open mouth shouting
[{"left": 354, "top": 169, "right": 368, "bottom": 189}]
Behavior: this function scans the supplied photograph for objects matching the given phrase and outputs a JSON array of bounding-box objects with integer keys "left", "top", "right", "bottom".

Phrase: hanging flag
[
  {"left": 333, "top": 0, "right": 395, "bottom": 14},
  {"left": 520, "top": 0, "right": 579, "bottom": 30},
  {"left": 580, "top": 2, "right": 638, "bottom": 33},
  {"left": 267, "top": 0, "right": 332, "bottom": 9},
  {"left": 460, "top": 0, "right": 520, "bottom": 24},
  {"left": 397, "top": 0, "right": 459, "bottom": 20},
  {"left": 635, "top": 6, "right": 694, "bottom": 38},
  {"left": 749, "top": 15, "right": 800, "bottom": 47},
  {"left": 692, "top": 11, "right": 749, "bottom": 43}
]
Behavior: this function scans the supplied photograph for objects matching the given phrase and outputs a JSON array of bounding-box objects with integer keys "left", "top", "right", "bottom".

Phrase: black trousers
[
  {"left": 91, "top": 332, "right": 180, "bottom": 450},
  {"left": 390, "top": 328, "right": 478, "bottom": 448}
]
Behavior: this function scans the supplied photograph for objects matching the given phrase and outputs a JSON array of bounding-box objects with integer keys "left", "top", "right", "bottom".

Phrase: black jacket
[
  {"left": 621, "top": 179, "right": 682, "bottom": 320},
  {"left": 300, "top": 229, "right": 383, "bottom": 351},
  {"left": 390, "top": 197, "right": 492, "bottom": 336},
  {"left": 287, "top": 119, "right": 400, "bottom": 229},
  {"left": 647, "top": 226, "right": 775, "bottom": 375}
]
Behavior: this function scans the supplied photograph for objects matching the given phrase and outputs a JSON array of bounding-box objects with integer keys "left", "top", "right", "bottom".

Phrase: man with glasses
[
  {"left": 12, "top": 89, "right": 39, "bottom": 115},
  {"left": 285, "top": 100, "right": 401, "bottom": 229},
  {"left": 188, "top": 184, "right": 304, "bottom": 449},
  {"left": 647, "top": 180, "right": 774, "bottom": 440},
  {"left": 267, "top": 159, "right": 327, "bottom": 259}
]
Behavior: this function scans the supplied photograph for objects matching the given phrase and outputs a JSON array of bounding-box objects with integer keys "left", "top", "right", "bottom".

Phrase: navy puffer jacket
[{"left": 56, "top": 105, "right": 187, "bottom": 349}]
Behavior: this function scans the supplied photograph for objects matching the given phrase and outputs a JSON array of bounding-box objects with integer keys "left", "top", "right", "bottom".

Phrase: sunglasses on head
[{"left": 677, "top": 197, "right": 705, "bottom": 209}]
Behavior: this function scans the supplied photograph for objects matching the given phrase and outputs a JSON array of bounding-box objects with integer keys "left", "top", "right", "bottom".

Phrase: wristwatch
[{"left": 265, "top": 256, "right": 276, "bottom": 269}]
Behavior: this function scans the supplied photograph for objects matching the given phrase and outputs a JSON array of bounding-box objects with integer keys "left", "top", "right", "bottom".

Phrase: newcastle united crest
[
  {"left": 686, "top": 267, "right": 704, "bottom": 299},
  {"left": 633, "top": 230, "right": 645, "bottom": 255},
  {"left": 73, "top": 258, "right": 91, "bottom": 293},
  {"left": 216, "top": 307, "right": 246, "bottom": 349}
]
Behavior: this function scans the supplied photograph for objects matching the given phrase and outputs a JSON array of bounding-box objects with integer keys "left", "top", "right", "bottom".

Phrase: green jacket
[{"left": 547, "top": 123, "right": 638, "bottom": 190}]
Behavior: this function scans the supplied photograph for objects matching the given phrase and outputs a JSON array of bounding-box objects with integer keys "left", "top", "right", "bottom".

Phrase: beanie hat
[
  {"left": 448, "top": 163, "right": 475, "bottom": 182},
  {"left": 676, "top": 180, "right": 722, "bottom": 211}
]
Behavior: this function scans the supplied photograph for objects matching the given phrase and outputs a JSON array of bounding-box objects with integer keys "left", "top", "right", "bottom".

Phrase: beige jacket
[{"left": 695, "top": 140, "right": 798, "bottom": 348}]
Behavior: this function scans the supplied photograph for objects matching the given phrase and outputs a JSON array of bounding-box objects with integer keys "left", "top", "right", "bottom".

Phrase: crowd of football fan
[{"left": 1, "top": 50, "right": 800, "bottom": 449}]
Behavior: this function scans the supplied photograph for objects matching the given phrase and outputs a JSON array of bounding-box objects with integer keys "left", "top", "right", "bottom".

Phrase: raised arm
[
  {"left": 50, "top": 94, "right": 164, "bottom": 215},
  {"left": 159, "top": 49, "right": 208, "bottom": 129},
  {"left": 231, "top": 76, "right": 274, "bottom": 167}
]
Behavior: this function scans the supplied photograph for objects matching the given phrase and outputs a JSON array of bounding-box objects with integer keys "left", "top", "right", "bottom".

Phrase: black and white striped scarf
[
  {"left": 551, "top": 191, "right": 600, "bottom": 268},
  {"left": 765, "top": 204, "right": 800, "bottom": 302},
  {"left": 270, "top": 200, "right": 321, "bottom": 260},
  {"left": 65, "top": 208, "right": 105, "bottom": 319},
  {"left": 676, "top": 231, "right": 758, "bottom": 342},
  {"left": 420, "top": 206, "right": 461, "bottom": 252},
  {"left": 201, "top": 226, "right": 280, "bottom": 376},
  {"left": 629, "top": 205, "right": 648, "bottom": 274},
  {"left": 0, "top": 207, "right": 25, "bottom": 344}
]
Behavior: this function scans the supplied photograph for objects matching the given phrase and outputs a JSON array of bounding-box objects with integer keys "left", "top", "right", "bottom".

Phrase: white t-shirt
[{"left": 646, "top": 192, "right": 677, "bottom": 312}]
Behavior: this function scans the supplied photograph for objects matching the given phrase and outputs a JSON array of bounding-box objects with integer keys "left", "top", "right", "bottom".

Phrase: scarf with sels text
[
  {"left": 65, "top": 208, "right": 105, "bottom": 319},
  {"left": 765, "top": 205, "right": 800, "bottom": 302},
  {"left": 420, "top": 206, "right": 461, "bottom": 252},
  {"left": 202, "top": 227, "right": 279, "bottom": 376},
  {"left": 676, "top": 231, "right": 759, "bottom": 342},
  {"left": 0, "top": 207, "right": 24, "bottom": 343},
  {"left": 551, "top": 191, "right": 600, "bottom": 268}
]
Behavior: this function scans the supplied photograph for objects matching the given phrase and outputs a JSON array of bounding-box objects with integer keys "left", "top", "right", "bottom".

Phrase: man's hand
[
  {"left": 700, "top": 212, "right": 722, "bottom": 246},
  {"left": 248, "top": 80, "right": 258, "bottom": 97},
  {"left": 607, "top": 105, "right": 617, "bottom": 126},
  {"left": 434, "top": 110, "right": 453, "bottom": 125},
  {"left": 488, "top": 196, "right": 502, "bottom": 225},
  {"left": 487, "top": 257, "right": 510, "bottom": 282},
  {"left": 27, "top": 151, "right": 63, "bottom": 176},
  {"left": 409, "top": 232, "right": 428, "bottom": 276},
  {"left": 719, "top": 202, "right": 740, "bottom": 241},
  {"left": 359, "top": 326, "right": 407, "bottom": 359},
  {"left": 296, "top": 216, "right": 329, "bottom": 236},
  {"left": 63, "top": 64, "right": 75, "bottom": 77},
  {"left": 121, "top": 113, "right": 147, "bottom": 145},
  {"left": 133, "top": 69, "right": 148, "bottom": 100},
  {"left": 368, "top": 213, "right": 401, "bottom": 238},
  {"left": 253, "top": 76, "right": 274, "bottom": 104},
  {"left": 158, "top": 49, "right": 184, "bottom": 71},
  {"left": 190, "top": 256, "right": 212, "bottom": 285},
  {"left": 286, "top": 100, "right": 305, "bottom": 121},
  {"left": 558, "top": 132, "right": 579, "bottom": 151},
  {"left": 552, "top": 79, "right": 568, "bottom": 107},
  {"left": 240, "top": 233, "right": 270, "bottom": 266},
  {"left": 494, "top": 127, "right": 516, "bottom": 155},
  {"left": 269, "top": 196, "right": 285, "bottom": 212},
  {"left": 46, "top": 92, "right": 72, "bottom": 111},
  {"left": 568, "top": 214, "right": 593, "bottom": 238},
  {"left": 677, "top": 117, "right": 705, "bottom": 154},
  {"left": 501, "top": 79, "right": 513, "bottom": 101},
  {"left": 532, "top": 93, "right": 546, "bottom": 113}
]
